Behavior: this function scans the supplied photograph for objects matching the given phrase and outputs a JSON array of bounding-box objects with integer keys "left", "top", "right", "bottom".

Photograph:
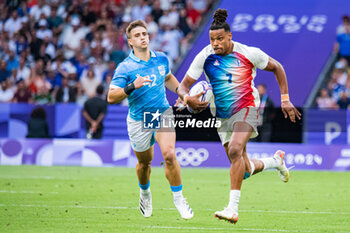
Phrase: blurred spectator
[
  {"left": 337, "top": 15, "right": 350, "bottom": 35},
  {"left": 36, "top": 19, "right": 53, "bottom": 40},
  {"left": 186, "top": 1, "right": 201, "bottom": 30},
  {"left": 4, "top": 11, "right": 22, "bottom": 37},
  {"left": 178, "top": 8, "right": 191, "bottom": 37},
  {"left": 29, "top": 0, "right": 51, "bottom": 21},
  {"left": 151, "top": 0, "right": 163, "bottom": 23},
  {"left": 30, "top": 59, "right": 52, "bottom": 104},
  {"left": 0, "top": 60, "right": 10, "bottom": 83},
  {"left": 12, "top": 79, "right": 32, "bottom": 103},
  {"left": 47, "top": 6, "right": 64, "bottom": 36},
  {"left": 317, "top": 88, "right": 336, "bottom": 109},
  {"left": 103, "top": 60, "right": 116, "bottom": 82},
  {"left": 81, "top": 4, "right": 97, "bottom": 26},
  {"left": 6, "top": 50, "right": 19, "bottom": 73},
  {"left": 145, "top": 14, "right": 158, "bottom": 35},
  {"left": 26, "top": 107, "right": 49, "bottom": 138},
  {"left": 251, "top": 84, "right": 275, "bottom": 142},
  {"left": 160, "top": 24, "right": 182, "bottom": 63},
  {"left": 0, "top": 80, "right": 15, "bottom": 102},
  {"left": 62, "top": 17, "right": 87, "bottom": 59},
  {"left": 81, "top": 68, "right": 101, "bottom": 98},
  {"left": 337, "top": 91, "right": 350, "bottom": 109},
  {"left": 82, "top": 84, "right": 107, "bottom": 139},
  {"left": 334, "top": 20, "right": 350, "bottom": 64},
  {"left": 75, "top": 82, "right": 88, "bottom": 106},
  {"left": 191, "top": 0, "right": 208, "bottom": 14},
  {"left": 55, "top": 76, "right": 77, "bottom": 103},
  {"left": 131, "top": 0, "right": 152, "bottom": 21},
  {"left": 80, "top": 57, "right": 103, "bottom": 82}
]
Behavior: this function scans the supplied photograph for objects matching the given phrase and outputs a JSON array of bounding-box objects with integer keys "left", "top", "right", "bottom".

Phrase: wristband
[
  {"left": 183, "top": 94, "right": 189, "bottom": 104},
  {"left": 175, "top": 86, "right": 179, "bottom": 94},
  {"left": 124, "top": 83, "right": 135, "bottom": 95},
  {"left": 281, "top": 94, "right": 290, "bottom": 102}
]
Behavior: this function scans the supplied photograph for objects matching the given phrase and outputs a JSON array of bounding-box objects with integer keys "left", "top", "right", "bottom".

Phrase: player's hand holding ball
[{"left": 186, "top": 81, "right": 213, "bottom": 114}]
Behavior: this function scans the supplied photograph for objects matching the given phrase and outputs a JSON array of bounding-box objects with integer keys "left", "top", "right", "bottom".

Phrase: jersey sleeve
[
  {"left": 246, "top": 47, "right": 269, "bottom": 70},
  {"left": 186, "top": 48, "right": 206, "bottom": 80},
  {"left": 109, "top": 65, "right": 128, "bottom": 88}
]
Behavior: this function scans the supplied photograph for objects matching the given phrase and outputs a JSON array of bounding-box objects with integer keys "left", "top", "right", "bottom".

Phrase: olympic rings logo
[{"left": 175, "top": 147, "right": 209, "bottom": 166}]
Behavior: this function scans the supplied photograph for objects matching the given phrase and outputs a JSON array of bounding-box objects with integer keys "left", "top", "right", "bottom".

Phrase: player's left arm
[
  {"left": 164, "top": 73, "right": 180, "bottom": 93},
  {"left": 264, "top": 57, "right": 301, "bottom": 123}
]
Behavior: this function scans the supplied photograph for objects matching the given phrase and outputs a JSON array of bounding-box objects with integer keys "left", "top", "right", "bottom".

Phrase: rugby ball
[{"left": 187, "top": 81, "right": 213, "bottom": 114}]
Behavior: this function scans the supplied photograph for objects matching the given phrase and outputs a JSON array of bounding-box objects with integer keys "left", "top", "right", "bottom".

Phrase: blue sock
[
  {"left": 139, "top": 181, "right": 150, "bottom": 190},
  {"left": 170, "top": 184, "right": 183, "bottom": 192}
]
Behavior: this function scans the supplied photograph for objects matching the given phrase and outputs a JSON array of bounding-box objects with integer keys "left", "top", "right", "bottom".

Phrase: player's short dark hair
[
  {"left": 126, "top": 20, "right": 148, "bottom": 39},
  {"left": 96, "top": 84, "right": 104, "bottom": 95},
  {"left": 210, "top": 9, "right": 231, "bottom": 32}
]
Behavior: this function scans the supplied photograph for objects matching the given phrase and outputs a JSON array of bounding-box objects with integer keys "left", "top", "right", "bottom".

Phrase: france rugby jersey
[
  {"left": 187, "top": 41, "right": 269, "bottom": 118},
  {"left": 110, "top": 50, "right": 171, "bottom": 121}
]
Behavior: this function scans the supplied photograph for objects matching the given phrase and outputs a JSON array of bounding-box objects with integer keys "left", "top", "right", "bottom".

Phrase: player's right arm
[{"left": 107, "top": 75, "right": 152, "bottom": 104}]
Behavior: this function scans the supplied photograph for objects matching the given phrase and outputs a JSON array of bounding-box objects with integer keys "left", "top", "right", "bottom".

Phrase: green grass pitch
[{"left": 0, "top": 165, "right": 349, "bottom": 232}]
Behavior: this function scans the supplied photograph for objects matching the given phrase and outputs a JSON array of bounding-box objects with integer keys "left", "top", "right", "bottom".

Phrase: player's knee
[
  {"left": 139, "top": 161, "right": 151, "bottom": 170},
  {"left": 163, "top": 149, "right": 176, "bottom": 165},
  {"left": 227, "top": 142, "right": 244, "bottom": 160}
]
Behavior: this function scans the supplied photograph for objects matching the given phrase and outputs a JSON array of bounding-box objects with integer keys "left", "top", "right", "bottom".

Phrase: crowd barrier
[{"left": 1, "top": 138, "right": 349, "bottom": 171}]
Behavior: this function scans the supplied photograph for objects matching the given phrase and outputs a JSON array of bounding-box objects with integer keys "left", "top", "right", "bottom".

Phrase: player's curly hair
[{"left": 210, "top": 9, "right": 231, "bottom": 32}]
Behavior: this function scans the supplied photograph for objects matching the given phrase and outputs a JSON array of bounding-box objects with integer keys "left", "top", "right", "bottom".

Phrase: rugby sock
[
  {"left": 170, "top": 184, "right": 183, "bottom": 200},
  {"left": 249, "top": 160, "right": 255, "bottom": 175},
  {"left": 261, "top": 157, "right": 279, "bottom": 170},
  {"left": 228, "top": 190, "right": 240, "bottom": 213},
  {"left": 139, "top": 181, "right": 150, "bottom": 194}
]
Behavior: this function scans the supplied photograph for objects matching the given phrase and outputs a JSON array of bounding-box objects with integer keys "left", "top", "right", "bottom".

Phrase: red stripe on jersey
[{"left": 231, "top": 52, "right": 256, "bottom": 115}]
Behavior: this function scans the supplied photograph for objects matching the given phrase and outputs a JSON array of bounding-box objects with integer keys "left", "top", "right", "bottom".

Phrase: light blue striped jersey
[{"left": 110, "top": 50, "right": 171, "bottom": 121}]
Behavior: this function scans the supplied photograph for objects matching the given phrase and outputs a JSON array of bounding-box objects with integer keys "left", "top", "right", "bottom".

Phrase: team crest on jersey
[
  {"left": 158, "top": 65, "right": 166, "bottom": 75},
  {"left": 214, "top": 60, "right": 220, "bottom": 66}
]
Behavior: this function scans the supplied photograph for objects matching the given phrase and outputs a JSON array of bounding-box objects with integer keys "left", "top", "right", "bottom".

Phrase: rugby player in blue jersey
[{"left": 107, "top": 20, "right": 193, "bottom": 219}]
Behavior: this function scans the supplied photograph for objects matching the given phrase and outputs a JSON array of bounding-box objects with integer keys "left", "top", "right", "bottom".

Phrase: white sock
[
  {"left": 249, "top": 160, "right": 255, "bottom": 175},
  {"left": 173, "top": 190, "right": 183, "bottom": 201},
  {"left": 228, "top": 190, "right": 240, "bottom": 213},
  {"left": 260, "top": 157, "right": 279, "bottom": 170},
  {"left": 140, "top": 188, "right": 151, "bottom": 195}
]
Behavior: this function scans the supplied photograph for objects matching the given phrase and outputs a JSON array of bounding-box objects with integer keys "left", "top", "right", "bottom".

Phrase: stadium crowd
[
  {"left": 0, "top": 0, "right": 214, "bottom": 105},
  {"left": 316, "top": 15, "right": 350, "bottom": 109}
]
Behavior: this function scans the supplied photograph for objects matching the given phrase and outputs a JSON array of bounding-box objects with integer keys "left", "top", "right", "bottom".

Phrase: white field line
[
  {"left": 0, "top": 190, "right": 58, "bottom": 194},
  {"left": 0, "top": 204, "right": 349, "bottom": 215},
  {"left": 0, "top": 175, "right": 79, "bottom": 180},
  {"left": 146, "top": 225, "right": 314, "bottom": 232}
]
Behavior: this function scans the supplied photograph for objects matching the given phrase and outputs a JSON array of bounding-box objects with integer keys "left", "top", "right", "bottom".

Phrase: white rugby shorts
[
  {"left": 127, "top": 108, "right": 174, "bottom": 152},
  {"left": 217, "top": 106, "right": 259, "bottom": 145}
]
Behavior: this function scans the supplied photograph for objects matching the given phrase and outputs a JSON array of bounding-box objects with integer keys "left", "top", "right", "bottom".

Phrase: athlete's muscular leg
[
  {"left": 225, "top": 143, "right": 265, "bottom": 177},
  {"left": 226, "top": 122, "right": 253, "bottom": 190},
  {"left": 155, "top": 128, "right": 182, "bottom": 186},
  {"left": 134, "top": 146, "right": 154, "bottom": 185}
]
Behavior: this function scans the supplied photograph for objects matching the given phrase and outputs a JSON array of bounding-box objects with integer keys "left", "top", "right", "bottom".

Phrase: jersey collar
[{"left": 129, "top": 50, "right": 156, "bottom": 62}]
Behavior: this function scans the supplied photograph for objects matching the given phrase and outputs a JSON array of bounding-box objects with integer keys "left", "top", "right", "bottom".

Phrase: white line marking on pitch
[
  {"left": 0, "top": 175, "right": 78, "bottom": 180},
  {"left": 0, "top": 204, "right": 349, "bottom": 215},
  {"left": 146, "top": 226, "right": 314, "bottom": 232},
  {"left": 0, "top": 190, "right": 58, "bottom": 194}
]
